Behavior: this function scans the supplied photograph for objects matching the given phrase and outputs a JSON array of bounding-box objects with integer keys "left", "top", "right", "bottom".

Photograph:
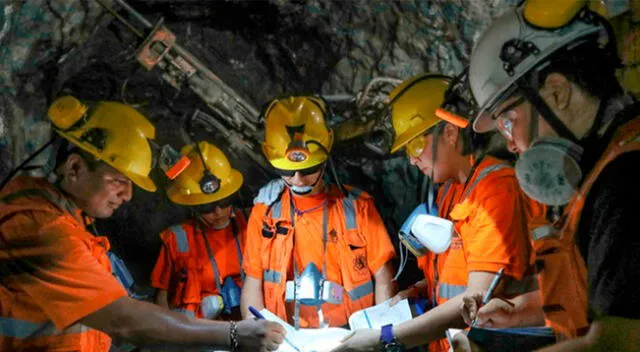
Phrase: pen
[
  {"left": 248, "top": 306, "right": 265, "bottom": 319},
  {"left": 248, "top": 306, "right": 300, "bottom": 352},
  {"left": 445, "top": 329, "right": 454, "bottom": 346},
  {"left": 471, "top": 267, "right": 505, "bottom": 327}
]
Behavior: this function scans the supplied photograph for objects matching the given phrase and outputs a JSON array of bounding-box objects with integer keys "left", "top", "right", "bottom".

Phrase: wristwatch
[{"left": 380, "top": 324, "right": 404, "bottom": 352}]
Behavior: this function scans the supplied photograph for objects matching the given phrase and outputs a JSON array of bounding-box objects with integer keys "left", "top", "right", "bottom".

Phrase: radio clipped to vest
[
  {"left": 200, "top": 277, "right": 241, "bottom": 319},
  {"left": 201, "top": 294, "right": 224, "bottom": 319},
  {"left": 221, "top": 276, "right": 241, "bottom": 313}
]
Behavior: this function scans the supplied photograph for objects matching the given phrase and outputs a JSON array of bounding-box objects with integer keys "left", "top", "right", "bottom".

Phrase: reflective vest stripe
[
  {"left": 342, "top": 192, "right": 359, "bottom": 230},
  {"left": 461, "top": 164, "right": 509, "bottom": 200},
  {"left": 0, "top": 318, "right": 88, "bottom": 338},
  {"left": 264, "top": 269, "right": 282, "bottom": 284},
  {"left": 437, "top": 181, "right": 452, "bottom": 210},
  {"left": 347, "top": 280, "right": 374, "bottom": 301},
  {"left": 171, "top": 225, "right": 189, "bottom": 253},
  {"left": 438, "top": 283, "right": 466, "bottom": 299},
  {"left": 503, "top": 274, "right": 539, "bottom": 296},
  {"left": 532, "top": 225, "right": 558, "bottom": 241},
  {"left": 272, "top": 200, "right": 283, "bottom": 219}
]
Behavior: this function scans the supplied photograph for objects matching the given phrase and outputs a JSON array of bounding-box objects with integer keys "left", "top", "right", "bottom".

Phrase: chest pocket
[
  {"left": 338, "top": 192, "right": 374, "bottom": 301},
  {"left": 446, "top": 202, "right": 471, "bottom": 271},
  {"left": 260, "top": 197, "right": 295, "bottom": 285},
  {"left": 342, "top": 228, "right": 369, "bottom": 284},
  {"left": 171, "top": 225, "right": 203, "bottom": 305}
]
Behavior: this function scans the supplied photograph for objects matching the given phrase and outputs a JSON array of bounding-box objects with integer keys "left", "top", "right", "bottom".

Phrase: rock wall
[{"left": 9, "top": 0, "right": 635, "bottom": 289}]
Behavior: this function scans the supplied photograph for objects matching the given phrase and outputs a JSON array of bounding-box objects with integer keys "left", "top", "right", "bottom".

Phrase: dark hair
[
  {"left": 436, "top": 68, "right": 491, "bottom": 158},
  {"left": 55, "top": 139, "right": 102, "bottom": 172},
  {"left": 431, "top": 121, "right": 492, "bottom": 158},
  {"left": 533, "top": 37, "right": 622, "bottom": 101}
]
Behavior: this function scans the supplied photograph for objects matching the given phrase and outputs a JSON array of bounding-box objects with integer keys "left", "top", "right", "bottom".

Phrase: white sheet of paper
[
  {"left": 259, "top": 309, "right": 351, "bottom": 352},
  {"left": 347, "top": 298, "right": 413, "bottom": 330},
  {"left": 296, "top": 328, "right": 352, "bottom": 352}
]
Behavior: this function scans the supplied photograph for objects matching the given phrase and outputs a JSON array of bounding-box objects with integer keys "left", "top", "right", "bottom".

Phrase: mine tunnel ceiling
[{"left": 46, "top": 0, "right": 515, "bottom": 195}]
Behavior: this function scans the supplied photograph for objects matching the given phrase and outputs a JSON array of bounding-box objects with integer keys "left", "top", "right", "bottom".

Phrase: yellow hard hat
[
  {"left": 389, "top": 74, "right": 452, "bottom": 154},
  {"left": 166, "top": 141, "right": 243, "bottom": 206},
  {"left": 523, "top": 0, "right": 608, "bottom": 29},
  {"left": 262, "top": 96, "right": 333, "bottom": 171},
  {"left": 48, "top": 95, "right": 157, "bottom": 192}
]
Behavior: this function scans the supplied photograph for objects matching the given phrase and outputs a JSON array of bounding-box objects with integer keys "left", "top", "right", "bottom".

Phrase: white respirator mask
[{"left": 398, "top": 203, "right": 454, "bottom": 256}]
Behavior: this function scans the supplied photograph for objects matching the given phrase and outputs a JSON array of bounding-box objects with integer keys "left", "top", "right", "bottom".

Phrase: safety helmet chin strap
[
  {"left": 306, "top": 140, "right": 347, "bottom": 196},
  {"left": 516, "top": 79, "right": 579, "bottom": 145},
  {"left": 517, "top": 75, "right": 613, "bottom": 152},
  {"left": 430, "top": 125, "right": 441, "bottom": 187}
]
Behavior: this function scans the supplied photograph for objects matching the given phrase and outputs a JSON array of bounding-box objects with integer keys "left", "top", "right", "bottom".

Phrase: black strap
[
  {"left": 198, "top": 220, "right": 224, "bottom": 292},
  {"left": 229, "top": 215, "right": 245, "bottom": 281},
  {"left": 443, "top": 155, "right": 485, "bottom": 218},
  {"left": 516, "top": 81, "right": 578, "bottom": 143}
]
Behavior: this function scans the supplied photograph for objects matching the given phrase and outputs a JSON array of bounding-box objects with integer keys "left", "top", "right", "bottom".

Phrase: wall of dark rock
[{"left": 0, "top": 0, "right": 529, "bottom": 288}]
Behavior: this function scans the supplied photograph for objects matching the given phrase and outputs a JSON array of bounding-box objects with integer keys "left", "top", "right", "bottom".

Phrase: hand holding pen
[
  {"left": 234, "top": 315, "right": 286, "bottom": 352},
  {"left": 461, "top": 268, "right": 512, "bottom": 328},
  {"left": 249, "top": 306, "right": 299, "bottom": 352}
]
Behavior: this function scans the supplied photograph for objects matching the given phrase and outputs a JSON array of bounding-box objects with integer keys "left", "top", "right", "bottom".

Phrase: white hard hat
[{"left": 469, "top": 6, "right": 607, "bottom": 133}]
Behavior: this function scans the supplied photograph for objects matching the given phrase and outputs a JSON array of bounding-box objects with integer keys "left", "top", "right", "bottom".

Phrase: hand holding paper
[
  {"left": 327, "top": 329, "right": 380, "bottom": 352},
  {"left": 253, "top": 299, "right": 414, "bottom": 352},
  {"left": 348, "top": 298, "right": 413, "bottom": 330}
]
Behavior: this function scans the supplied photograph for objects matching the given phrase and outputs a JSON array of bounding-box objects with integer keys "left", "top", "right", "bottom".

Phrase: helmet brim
[
  {"left": 55, "top": 130, "right": 157, "bottom": 192},
  {"left": 472, "top": 109, "right": 497, "bottom": 134},
  {"left": 167, "top": 169, "right": 243, "bottom": 205},
  {"left": 390, "top": 121, "right": 438, "bottom": 154},
  {"left": 126, "top": 171, "right": 157, "bottom": 193}
]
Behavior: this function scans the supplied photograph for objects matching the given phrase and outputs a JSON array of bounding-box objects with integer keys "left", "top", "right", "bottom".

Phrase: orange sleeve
[
  {"left": 524, "top": 194, "right": 548, "bottom": 232},
  {"left": 6, "top": 214, "right": 127, "bottom": 330},
  {"left": 150, "top": 230, "right": 174, "bottom": 290},
  {"left": 463, "top": 177, "right": 531, "bottom": 280},
  {"left": 242, "top": 204, "right": 268, "bottom": 280},
  {"left": 357, "top": 195, "right": 396, "bottom": 274}
]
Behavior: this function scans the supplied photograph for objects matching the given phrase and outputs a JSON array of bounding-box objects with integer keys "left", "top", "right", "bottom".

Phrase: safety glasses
[
  {"left": 404, "top": 124, "right": 438, "bottom": 159},
  {"left": 405, "top": 135, "right": 427, "bottom": 158},
  {"left": 493, "top": 96, "right": 526, "bottom": 141},
  {"left": 274, "top": 163, "right": 325, "bottom": 178}
]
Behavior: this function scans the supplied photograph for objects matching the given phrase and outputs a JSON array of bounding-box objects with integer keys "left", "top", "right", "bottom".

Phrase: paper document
[
  {"left": 259, "top": 300, "right": 412, "bottom": 352},
  {"left": 259, "top": 309, "right": 351, "bottom": 352},
  {"left": 348, "top": 299, "right": 413, "bottom": 330}
]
